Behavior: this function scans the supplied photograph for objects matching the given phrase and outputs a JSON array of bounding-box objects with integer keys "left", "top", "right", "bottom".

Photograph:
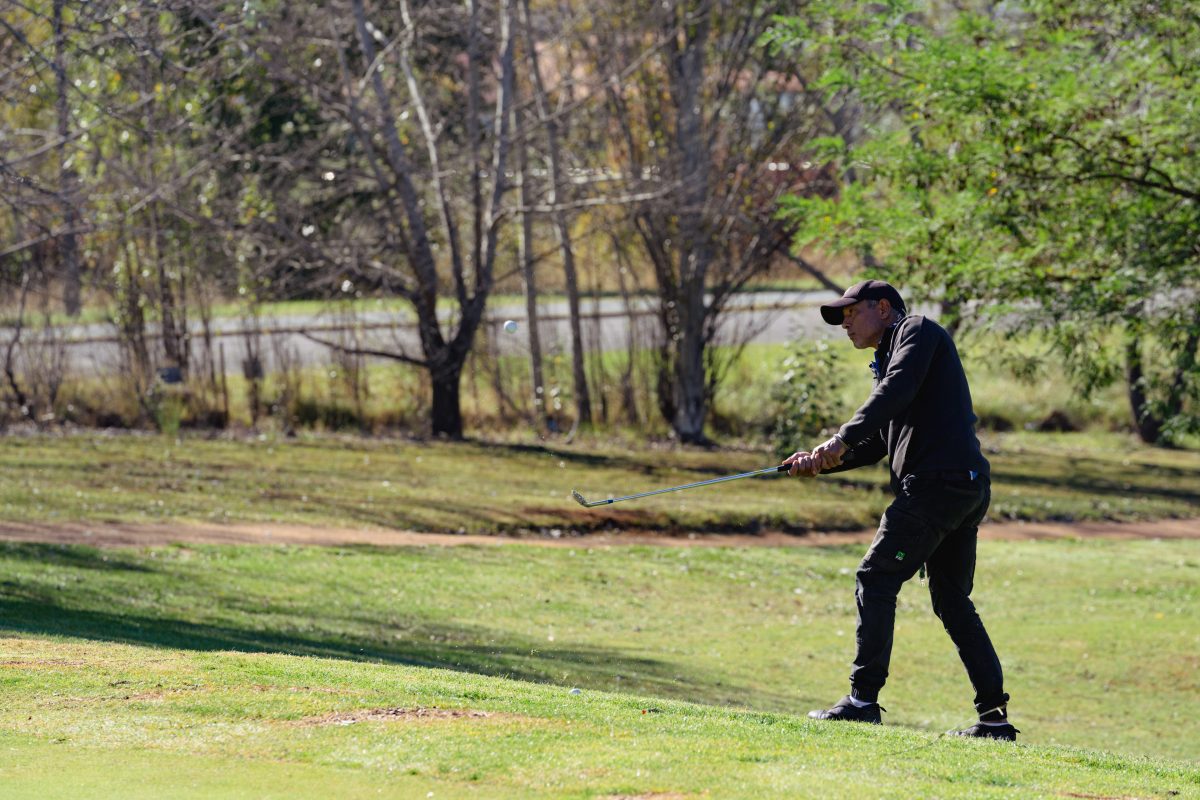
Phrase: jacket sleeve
[
  {"left": 837, "top": 317, "right": 937, "bottom": 447},
  {"left": 821, "top": 429, "right": 887, "bottom": 474}
]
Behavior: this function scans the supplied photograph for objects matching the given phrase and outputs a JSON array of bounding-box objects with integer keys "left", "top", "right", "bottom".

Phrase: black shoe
[
  {"left": 807, "top": 695, "right": 884, "bottom": 724},
  {"left": 953, "top": 721, "right": 1020, "bottom": 741}
]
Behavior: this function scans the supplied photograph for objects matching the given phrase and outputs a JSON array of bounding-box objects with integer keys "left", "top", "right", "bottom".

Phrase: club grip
[{"left": 776, "top": 464, "right": 791, "bottom": 473}]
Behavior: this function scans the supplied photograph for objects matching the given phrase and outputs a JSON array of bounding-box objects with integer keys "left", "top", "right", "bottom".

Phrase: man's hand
[
  {"left": 811, "top": 436, "right": 848, "bottom": 471},
  {"left": 783, "top": 451, "right": 820, "bottom": 478}
]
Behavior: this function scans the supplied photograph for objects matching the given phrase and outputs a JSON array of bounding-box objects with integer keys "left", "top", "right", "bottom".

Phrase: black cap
[{"left": 820, "top": 280, "right": 906, "bottom": 325}]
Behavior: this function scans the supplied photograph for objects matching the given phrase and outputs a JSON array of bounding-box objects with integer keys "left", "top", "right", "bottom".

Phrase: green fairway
[
  {"left": 0, "top": 536, "right": 1197, "bottom": 799},
  {"left": 1, "top": 430, "right": 1198, "bottom": 535},
  {"left": 1, "top": 433, "right": 1197, "bottom": 795},
  {"left": 1, "top": 642, "right": 1196, "bottom": 800}
]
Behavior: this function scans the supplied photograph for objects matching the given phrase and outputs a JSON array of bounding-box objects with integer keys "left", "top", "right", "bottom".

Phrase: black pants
[{"left": 850, "top": 473, "right": 1008, "bottom": 714}]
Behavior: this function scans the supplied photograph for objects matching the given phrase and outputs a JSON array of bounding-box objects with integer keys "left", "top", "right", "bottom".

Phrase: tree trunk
[
  {"left": 519, "top": 0, "right": 590, "bottom": 428},
  {"left": 672, "top": 279, "right": 710, "bottom": 443},
  {"left": 562, "top": 246, "right": 591, "bottom": 431},
  {"left": 588, "top": 275, "right": 609, "bottom": 423},
  {"left": 142, "top": 50, "right": 184, "bottom": 375},
  {"left": 147, "top": 172, "right": 182, "bottom": 371},
  {"left": 663, "top": 3, "right": 713, "bottom": 444},
  {"left": 1126, "top": 319, "right": 1200, "bottom": 446},
  {"left": 119, "top": 232, "right": 151, "bottom": 391},
  {"left": 515, "top": 104, "right": 547, "bottom": 427},
  {"left": 2, "top": 271, "right": 34, "bottom": 424},
  {"left": 1125, "top": 334, "right": 1162, "bottom": 444},
  {"left": 53, "top": 0, "right": 82, "bottom": 316},
  {"left": 430, "top": 360, "right": 465, "bottom": 439},
  {"left": 611, "top": 234, "right": 642, "bottom": 424}
]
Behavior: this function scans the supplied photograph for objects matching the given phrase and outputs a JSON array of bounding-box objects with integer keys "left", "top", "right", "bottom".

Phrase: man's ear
[{"left": 877, "top": 298, "right": 893, "bottom": 319}]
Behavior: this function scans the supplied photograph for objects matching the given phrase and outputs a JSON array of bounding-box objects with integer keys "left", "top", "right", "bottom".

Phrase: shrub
[{"left": 769, "top": 339, "right": 846, "bottom": 459}]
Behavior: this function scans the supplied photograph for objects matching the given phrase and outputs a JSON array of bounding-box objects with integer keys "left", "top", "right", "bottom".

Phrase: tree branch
[{"left": 300, "top": 331, "right": 427, "bottom": 368}]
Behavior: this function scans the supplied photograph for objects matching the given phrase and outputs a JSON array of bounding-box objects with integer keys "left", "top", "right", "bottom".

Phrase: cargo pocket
[{"left": 863, "top": 505, "right": 933, "bottom": 575}]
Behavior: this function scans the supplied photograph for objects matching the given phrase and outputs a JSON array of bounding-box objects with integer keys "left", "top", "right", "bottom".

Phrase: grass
[
  {"left": 0, "top": 536, "right": 1197, "bottom": 797},
  {"left": 713, "top": 335, "right": 1133, "bottom": 436},
  {"left": 21, "top": 289, "right": 1171, "bottom": 449},
  {"left": 3, "top": 279, "right": 1194, "bottom": 795},
  {"left": 45, "top": 330, "right": 1144, "bottom": 446},
  {"left": 1, "top": 429, "right": 1198, "bottom": 534}
]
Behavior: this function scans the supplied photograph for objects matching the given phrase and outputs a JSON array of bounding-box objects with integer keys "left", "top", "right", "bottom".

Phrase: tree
[
  {"left": 518, "top": 0, "right": 592, "bottom": 431},
  {"left": 0, "top": 0, "right": 81, "bottom": 311},
  {"left": 589, "top": 0, "right": 827, "bottom": 444},
  {"left": 774, "top": 0, "right": 1200, "bottom": 444},
  {"left": 49, "top": 0, "right": 82, "bottom": 314},
  {"left": 220, "top": 0, "right": 517, "bottom": 439}
]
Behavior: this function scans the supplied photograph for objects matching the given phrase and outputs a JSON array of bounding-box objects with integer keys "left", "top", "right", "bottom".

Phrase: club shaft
[{"left": 587, "top": 465, "right": 785, "bottom": 506}]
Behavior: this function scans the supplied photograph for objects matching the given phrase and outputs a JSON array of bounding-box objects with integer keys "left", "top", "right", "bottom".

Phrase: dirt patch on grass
[
  {"left": 0, "top": 659, "right": 89, "bottom": 669},
  {"left": 249, "top": 684, "right": 350, "bottom": 695},
  {"left": 0, "top": 517, "right": 1196, "bottom": 549},
  {"left": 294, "top": 706, "right": 493, "bottom": 726}
]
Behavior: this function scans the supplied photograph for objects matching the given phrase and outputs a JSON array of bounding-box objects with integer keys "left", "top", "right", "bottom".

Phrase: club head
[{"left": 570, "top": 489, "right": 589, "bottom": 507}]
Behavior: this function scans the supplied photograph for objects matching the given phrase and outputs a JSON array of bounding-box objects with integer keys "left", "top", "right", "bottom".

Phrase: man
[{"left": 784, "top": 280, "right": 1017, "bottom": 741}]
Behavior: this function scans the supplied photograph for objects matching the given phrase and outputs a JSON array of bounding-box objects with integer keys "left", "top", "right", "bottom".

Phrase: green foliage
[
  {"left": 771, "top": 0, "right": 1200, "bottom": 443},
  {"left": 769, "top": 339, "right": 846, "bottom": 458},
  {"left": 150, "top": 392, "right": 186, "bottom": 438}
]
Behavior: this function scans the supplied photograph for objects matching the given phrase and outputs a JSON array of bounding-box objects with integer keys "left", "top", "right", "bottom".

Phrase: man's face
[{"left": 841, "top": 300, "right": 889, "bottom": 349}]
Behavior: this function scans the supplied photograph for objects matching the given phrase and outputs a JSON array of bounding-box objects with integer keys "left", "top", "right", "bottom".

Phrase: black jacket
[{"left": 829, "top": 315, "right": 990, "bottom": 487}]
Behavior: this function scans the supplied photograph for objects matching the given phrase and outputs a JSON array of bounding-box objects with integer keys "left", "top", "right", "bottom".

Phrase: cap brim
[{"left": 820, "top": 297, "right": 856, "bottom": 325}]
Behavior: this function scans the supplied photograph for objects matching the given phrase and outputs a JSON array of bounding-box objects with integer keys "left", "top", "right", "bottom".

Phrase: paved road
[{"left": 10, "top": 290, "right": 859, "bottom": 378}]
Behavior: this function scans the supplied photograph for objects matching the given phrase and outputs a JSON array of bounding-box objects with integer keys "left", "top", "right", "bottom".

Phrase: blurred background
[{"left": 1, "top": 0, "right": 1195, "bottom": 449}]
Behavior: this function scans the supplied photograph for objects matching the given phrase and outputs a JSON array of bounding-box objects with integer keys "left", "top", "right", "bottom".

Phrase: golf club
[{"left": 571, "top": 464, "right": 791, "bottom": 507}]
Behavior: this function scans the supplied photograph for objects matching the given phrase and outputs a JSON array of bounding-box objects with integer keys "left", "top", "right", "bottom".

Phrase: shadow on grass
[
  {"left": 992, "top": 458, "right": 1200, "bottom": 505},
  {"left": 484, "top": 441, "right": 624, "bottom": 467},
  {"left": 479, "top": 441, "right": 774, "bottom": 479},
  {"left": 0, "top": 549, "right": 793, "bottom": 711},
  {"left": 0, "top": 543, "right": 156, "bottom": 573},
  {"left": 0, "top": 594, "right": 645, "bottom": 679}
]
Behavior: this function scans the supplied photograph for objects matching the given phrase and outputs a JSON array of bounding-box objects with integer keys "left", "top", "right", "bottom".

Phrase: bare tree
[
  {"left": 0, "top": 0, "right": 846, "bottom": 439},
  {"left": 214, "top": 0, "right": 518, "bottom": 438},
  {"left": 1, "top": 267, "right": 68, "bottom": 429},
  {"left": 0, "top": 1, "right": 84, "bottom": 315},
  {"left": 589, "top": 0, "right": 824, "bottom": 443},
  {"left": 3, "top": 1, "right": 230, "bottom": 429},
  {"left": 1, "top": 271, "right": 37, "bottom": 427},
  {"left": 518, "top": 0, "right": 592, "bottom": 430},
  {"left": 51, "top": 0, "right": 83, "bottom": 315},
  {"left": 514, "top": 100, "right": 549, "bottom": 428}
]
